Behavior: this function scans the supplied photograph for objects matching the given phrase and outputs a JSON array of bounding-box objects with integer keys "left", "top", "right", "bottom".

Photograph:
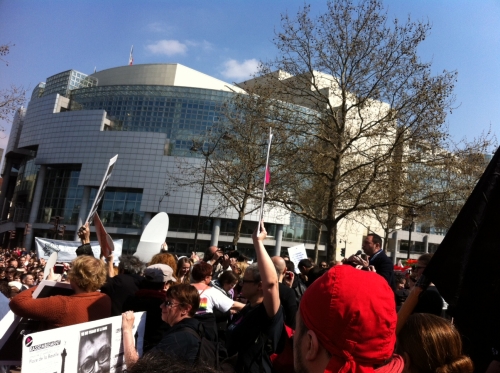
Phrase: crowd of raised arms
[{"left": 2, "top": 222, "right": 496, "bottom": 373}]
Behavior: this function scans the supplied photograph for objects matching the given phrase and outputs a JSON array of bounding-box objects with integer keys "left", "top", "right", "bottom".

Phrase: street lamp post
[
  {"left": 406, "top": 207, "right": 418, "bottom": 260},
  {"left": 190, "top": 131, "right": 231, "bottom": 250}
]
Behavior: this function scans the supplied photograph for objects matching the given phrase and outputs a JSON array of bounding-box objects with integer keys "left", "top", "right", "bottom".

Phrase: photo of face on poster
[
  {"left": 77, "top": 324, "right": 112, "bottom": 373},
  {"left": 20, "top": 313, "right": 145, "bottom": 372}
]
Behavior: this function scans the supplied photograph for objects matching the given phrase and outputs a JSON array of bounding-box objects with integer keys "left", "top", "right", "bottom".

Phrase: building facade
[
  {"left": 1, "top": 64, "right": 338, "bottom": 257},
  {"left": 1, "top": 63, "right": 458, "bottom": 261}
]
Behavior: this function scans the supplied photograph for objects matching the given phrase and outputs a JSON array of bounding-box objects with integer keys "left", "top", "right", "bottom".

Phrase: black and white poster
[{"left": 21, "top": 313, "right": 146, "bottom": 373}]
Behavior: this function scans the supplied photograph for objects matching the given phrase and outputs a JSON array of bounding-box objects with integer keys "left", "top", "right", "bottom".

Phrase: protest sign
[
  {"left": 35, "top": 237, "right": 122, "bottom": 263},
  {"left": 42, "top": 252, "right": 58, "bottom": 280},
  {"left": 21, "top": 313, "right": 146, "bottom": 373},
  {"left": 288, "top": 244, "right": 308, "bottom": 274},
  {"left": 134, "top": 212, "right": 169, "bottom": 263},
  {"left": 0, "top": 281, "right": 74, "bottom": 365},
  {"left": 85, "top": 154, "right": 118, "bottom": 225},
  {"left": 32, "top": 280, "right": 73, "bottom": 298},
  {"left": 94, "top": 212, "right": 114, "bottom": 258},
  {"left": 0, "top": 293, "right": 14, "bottom": 354}
]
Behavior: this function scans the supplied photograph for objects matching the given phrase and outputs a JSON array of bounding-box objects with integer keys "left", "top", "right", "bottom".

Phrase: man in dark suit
[{"left": 348, "top": 233, "right": 395, "bottom": 290}]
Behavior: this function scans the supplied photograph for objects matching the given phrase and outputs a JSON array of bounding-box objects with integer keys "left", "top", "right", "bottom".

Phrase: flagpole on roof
[{"left": 129, "top": 45, "right": 134, "bottom": 66}]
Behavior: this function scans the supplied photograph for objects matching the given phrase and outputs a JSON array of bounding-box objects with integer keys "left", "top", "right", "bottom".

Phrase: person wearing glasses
[
  {"left": 78, "top": 324, "right": 112, "bottom": 373},
  {"left": 122, "top": 284, "right": 203, "bottom": 368},
  {"left": 226, "top": 221, "right": 284, "bottom": 373}
]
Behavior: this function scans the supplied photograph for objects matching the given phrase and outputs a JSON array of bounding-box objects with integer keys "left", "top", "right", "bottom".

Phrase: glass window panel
[
  {"left": 115, "top": 191, "right": 126, "bottom": 201},
  {"left": 67, "top": 188, "right": 77, "bottom": 198},
  {"left": 104, "top": 191, "right": 115, "bottom": 200},
  {"left": 102, "top": 200, "right": 113, "bottom": 210},
  {"left": 113, "top": 200, "right": 125, "bottom": 211},
  {"left": 125, "top": 201, "right": 135, "bottom": 211}
]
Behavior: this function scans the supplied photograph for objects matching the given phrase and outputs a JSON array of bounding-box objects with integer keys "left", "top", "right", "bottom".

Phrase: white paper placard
[
  {"left": 21, "top": 313, "right": 146, "bottom": 373},
  {"left": 288, "top": 243, "right": 308, "bottom": 274}
]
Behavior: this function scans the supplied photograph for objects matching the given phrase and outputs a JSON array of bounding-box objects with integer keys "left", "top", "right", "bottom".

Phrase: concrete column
[
  {"left": 74, "top": 186, "right": 91, "bottom": 241},
  {"left": 210, "top": 218, "right": 221, "bottom": 247},
  {"left": 423, "top": 235, "right": 429, "bottom": 253},
  {"left": 142, "top": 212, "right": 152, "bottom": 232},
  {"left": 391, "top": 231, "right": 399, "bottom": 264},
  {"left": 0, "top": 158, "right": 13, "bottom": 221},
  {"left": 24, "top": 165, "right": 47, "bottom": 250},
  {"left": 274, "top": 224, "right": 284, "bottom": 257}
]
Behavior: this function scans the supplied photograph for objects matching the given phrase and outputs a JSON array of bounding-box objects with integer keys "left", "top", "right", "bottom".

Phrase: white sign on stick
[
  {"left": 42, "top": 252, "right": 58, "bottom": 280},
  {"left": 134, "top": 212, "right": 169, "bottom": 263},
  {"left": 288, "top": 243, "right": 308, "bottom": 274},
  {"left": 86, "top": 154, "right": 118, "bottom": 225}
]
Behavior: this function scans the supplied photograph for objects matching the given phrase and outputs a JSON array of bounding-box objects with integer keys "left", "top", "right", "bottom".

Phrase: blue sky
[{"left": 1, "top": 0, "right": 499, "bottom": 158}]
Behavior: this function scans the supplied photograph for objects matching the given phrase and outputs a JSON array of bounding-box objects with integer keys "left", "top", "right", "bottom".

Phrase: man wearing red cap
[{"left": 294, "top": 265, "right": 404, "bottom": 373}]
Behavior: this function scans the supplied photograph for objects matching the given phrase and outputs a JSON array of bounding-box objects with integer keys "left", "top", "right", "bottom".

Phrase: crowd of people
[
  {"left": 0, "top": 247, "right": 49, "bottom": 299},
  {"left": 1, "top": 225, "right": 490, "bottom": 373}
]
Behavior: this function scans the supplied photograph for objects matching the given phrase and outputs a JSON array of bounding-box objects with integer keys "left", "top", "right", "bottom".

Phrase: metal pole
[
  {"left": 407, "top": 220, "right": 413, "bottom": 260},
  {"left": 190, "top": 132, "right": 230, "bottom": 251},
  {"left": 193, "top": 155, "right": 209, "bottom": 250}
]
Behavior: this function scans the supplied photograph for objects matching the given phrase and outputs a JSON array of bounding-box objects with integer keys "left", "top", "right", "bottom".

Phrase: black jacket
[
  {"left": 100, "top": 274, "right": 143, "bottom": 316},
  {"left": 369, "top": 250, "right": 395, "bottom": 290},
  {"left": 153, "top": 317, "right": 201, "bottom": 364}
]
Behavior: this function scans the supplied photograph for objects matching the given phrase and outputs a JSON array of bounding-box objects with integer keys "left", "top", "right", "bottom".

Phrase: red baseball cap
[{"left": 300, "top": 265, "right": 399, "bottom": 373}]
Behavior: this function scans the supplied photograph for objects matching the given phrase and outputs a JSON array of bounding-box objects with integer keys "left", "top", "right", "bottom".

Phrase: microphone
[{"left": 354, "top": 250, "right": 362, "bottom": 256}]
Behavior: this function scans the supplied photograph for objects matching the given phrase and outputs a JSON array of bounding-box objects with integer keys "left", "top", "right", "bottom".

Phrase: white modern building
[
  {"left": 0, "top": 64, "right": 338, "bottom": 257},
  {"left": 1, "top": 63, "right": 447, "bottom": 260}
]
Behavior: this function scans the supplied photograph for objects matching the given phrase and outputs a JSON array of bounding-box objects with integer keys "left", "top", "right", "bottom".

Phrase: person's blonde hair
[
  {"left": 396, "top": 313, "right": 473, "bottom": 373},
  {"left": 68, "top": 256, "right": 107, "bottom": 292},
  {"left": 233, "top": 261, "right": 249, "bottom": 280},
  {"left": 149, "top": 253, "right": 177, "bottom": 275}
]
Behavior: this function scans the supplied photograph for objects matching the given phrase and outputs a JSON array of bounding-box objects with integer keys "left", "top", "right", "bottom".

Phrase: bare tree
[
  {"left": 238, "top": 0, "right": 458, "bottom": 262},
  {"left": 370, "top": 131, "right": 496, "bottom": 252},
  {"left": 404, "top": 134, "right": 496, "bottom": 232},
  {"left": 0, "top": 44, "right": 25, "bottom": 132}
]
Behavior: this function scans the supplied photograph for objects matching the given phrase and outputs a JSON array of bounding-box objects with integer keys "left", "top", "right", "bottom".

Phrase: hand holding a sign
[
  {"left": 122, "top": 310, "right": 135, "bottom": 332},
  {"left": 121, "top": 310, "right": 140, "bottom": 368},
  {"left": 46, "top": 267, "right": 62, "bottom": 282},
  {"left": 77, "top": 223, "right": 91, "bottom": 245}
]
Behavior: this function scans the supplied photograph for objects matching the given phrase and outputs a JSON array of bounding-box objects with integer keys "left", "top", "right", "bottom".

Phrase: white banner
[
  {"left": 21, "top": 313, "right": 146, "bottom": 373},
  {"left": 288, "top": 243, "right": 308, "bottom": 274},
  {"left": 35, "top": 237, "right": 123, "bottom": 263}
]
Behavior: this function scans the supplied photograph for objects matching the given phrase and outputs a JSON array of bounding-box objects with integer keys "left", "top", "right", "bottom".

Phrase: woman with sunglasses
[
  {"left": 226, "top": 221, "right": 283, "bottom": 373},
  {"left": 122, "top": 284, "right": 203, "bottom": 368}
]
